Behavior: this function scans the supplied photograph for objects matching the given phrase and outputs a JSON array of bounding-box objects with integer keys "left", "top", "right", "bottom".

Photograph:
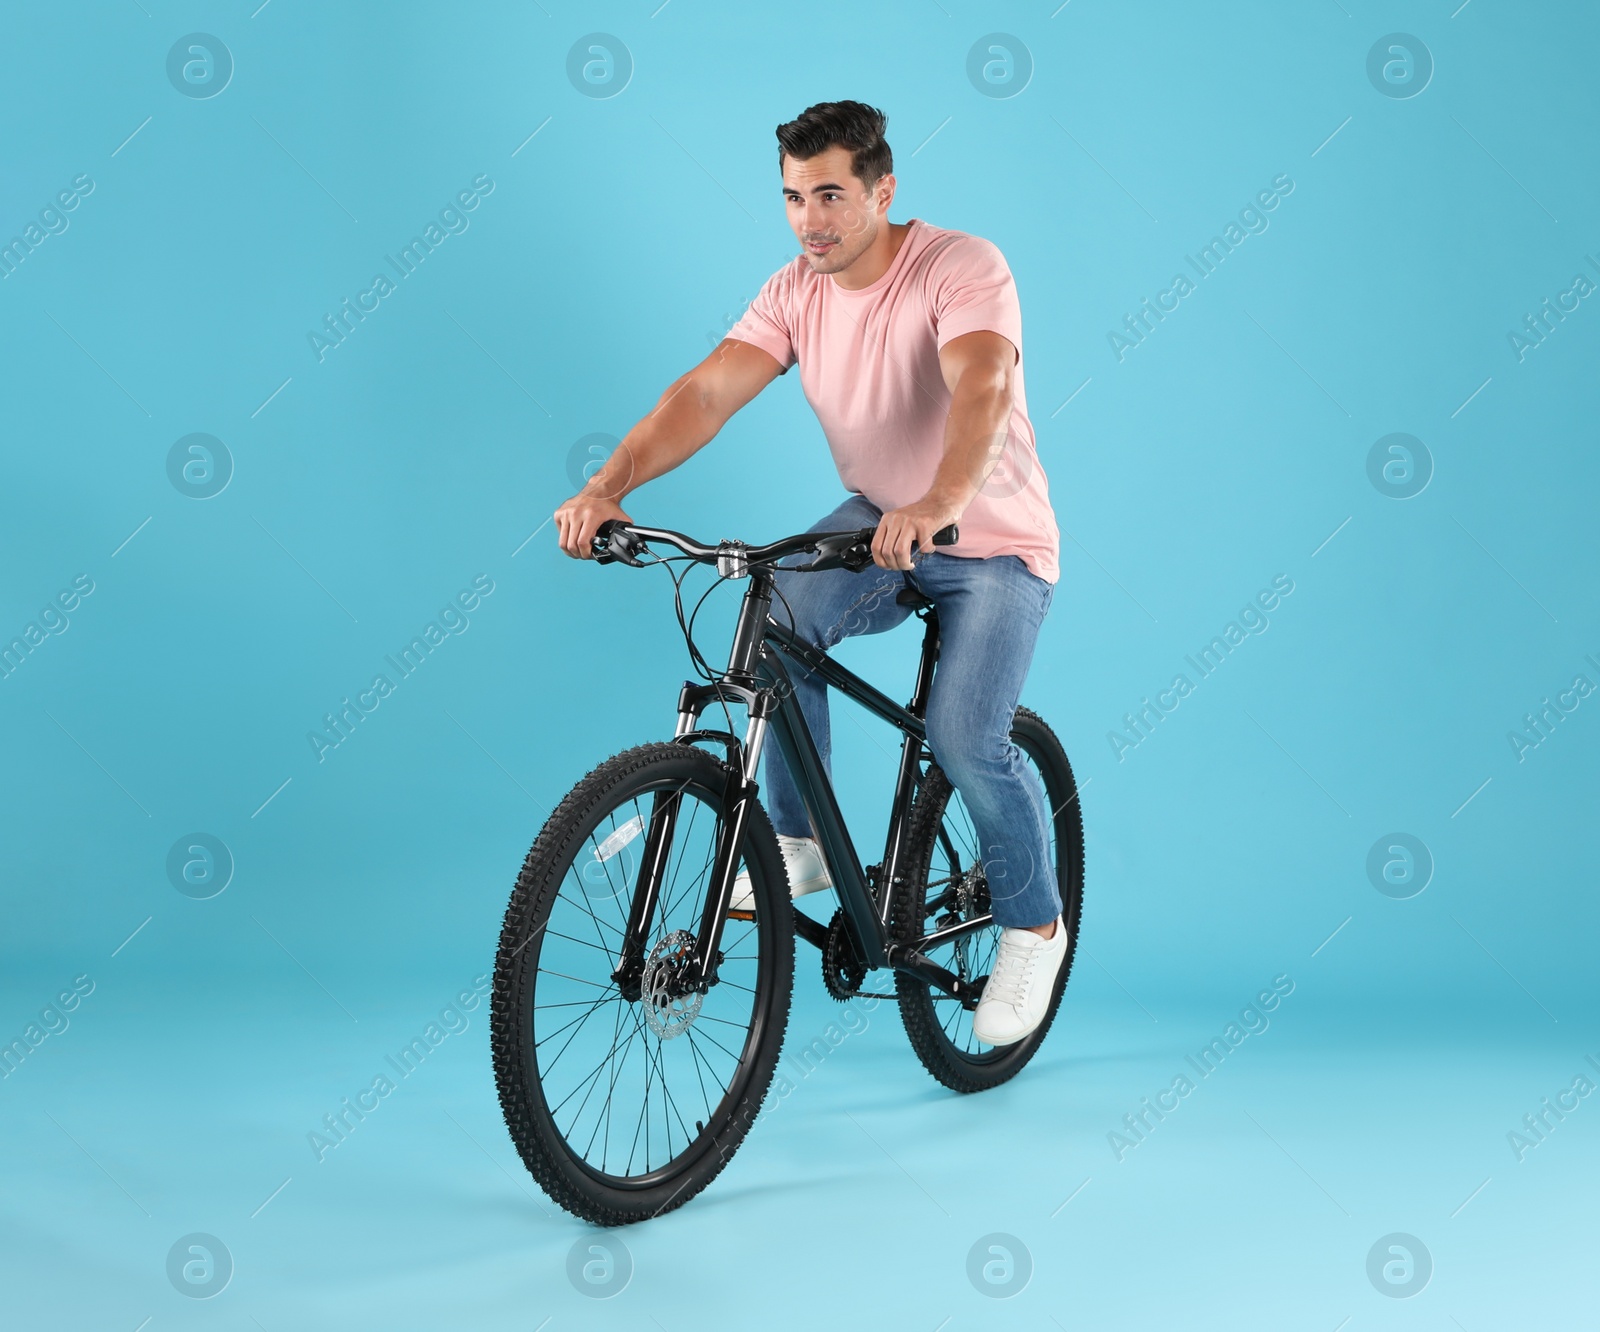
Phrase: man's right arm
[{"left": 555, "top": 338, "right": 785, "bottom": 559}]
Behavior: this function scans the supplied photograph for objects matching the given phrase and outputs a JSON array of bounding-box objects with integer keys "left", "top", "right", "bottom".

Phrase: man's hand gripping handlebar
[{"left": 590, "top": 520, "right": 959, "bottom": 575}]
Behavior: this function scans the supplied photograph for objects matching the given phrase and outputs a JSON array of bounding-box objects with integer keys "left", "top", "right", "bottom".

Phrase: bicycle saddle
[{"left": 895, "top": 579, "right": 934, "bottom": 610}]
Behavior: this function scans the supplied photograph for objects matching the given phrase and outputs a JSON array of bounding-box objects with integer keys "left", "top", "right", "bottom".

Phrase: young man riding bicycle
[{"left": 554, "top": 100, "right": 1065, "bottom": 1046}]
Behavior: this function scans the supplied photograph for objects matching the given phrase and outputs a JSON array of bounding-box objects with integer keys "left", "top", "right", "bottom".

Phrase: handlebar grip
[{"left": 838, "top": 522, "right": 959, "bottom": 571}]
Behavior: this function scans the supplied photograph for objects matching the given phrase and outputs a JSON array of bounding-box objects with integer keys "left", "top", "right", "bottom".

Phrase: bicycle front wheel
[{"left": 490, "top": 742, "right": 793, "bottom": 1225}]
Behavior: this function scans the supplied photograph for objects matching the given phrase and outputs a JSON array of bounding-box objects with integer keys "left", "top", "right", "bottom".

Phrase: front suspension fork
[
  {"left": 611, "top": 781, "right": 684, "bottom": 1001},
  {"left": 613, "top": 696, "right": 770, "bottom": 999}
]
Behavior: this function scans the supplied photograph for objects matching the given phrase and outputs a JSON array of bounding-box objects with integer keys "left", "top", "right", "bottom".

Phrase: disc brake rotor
[
  {"left": 640, "top": 929, "right": 703, "bottom": 1039},
  {"left": 951, "top": 864, "right": 987, "bottom": 982}
]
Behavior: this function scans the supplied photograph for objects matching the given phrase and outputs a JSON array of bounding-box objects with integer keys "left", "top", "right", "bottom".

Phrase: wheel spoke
[
  {"left": 578, "top": 831, "right": 626, "bottom": 965},
  {"left": 539, "top": 995, "right": 625, "bottom": 1080},
  {"left": 535, "top": 991, "right": 621, "bottom": 1052},
  {"left": 539, "top": 925, "right": 619, "bottom": 956},
  {"left": 558, "top": 999, "right": 630, "bottom": 1138},
  {"left": 681, "top": 1020, "right": 744, "bottom": 1065},
  {"left": 626, "top": 1004, "right": 697, "bottom": 1170},
  {"left": 683, "top": 1025, "right": 719, "bottom": 1123}
]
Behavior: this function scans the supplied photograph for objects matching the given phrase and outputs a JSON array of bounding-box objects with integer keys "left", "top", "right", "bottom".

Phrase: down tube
[{"left": 754, "top": 650, "right": 884, "bottom": 968}]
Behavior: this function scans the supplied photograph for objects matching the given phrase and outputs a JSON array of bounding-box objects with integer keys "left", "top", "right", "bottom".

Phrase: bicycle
[{"left": 490, "top": 518, "right": 1085, "bottom": 1225}]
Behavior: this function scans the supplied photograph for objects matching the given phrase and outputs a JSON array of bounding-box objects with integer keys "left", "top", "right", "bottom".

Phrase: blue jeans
[{"left": 762, "top": 495, "right": 1060, "bottom": 929}]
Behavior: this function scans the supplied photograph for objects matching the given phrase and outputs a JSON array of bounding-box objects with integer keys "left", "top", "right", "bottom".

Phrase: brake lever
[
  {"left": 783, "top": 530, "right": 871, "bottom": 574},
  {"left": 787, "top": 522, "right": 959, "bottom": 574},
  {"left": 592, "top": 520, "right": 648, "bottom": 567}
]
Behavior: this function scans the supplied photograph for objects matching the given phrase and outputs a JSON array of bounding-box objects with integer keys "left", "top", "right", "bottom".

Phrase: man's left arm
[{"left": 870, "top": 328, "right": 1017, "bottom": 571}]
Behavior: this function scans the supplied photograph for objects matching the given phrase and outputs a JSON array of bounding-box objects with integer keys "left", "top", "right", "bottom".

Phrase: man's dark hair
[{"left": 776, "top": 101, "right": 893, "bottom": 189}]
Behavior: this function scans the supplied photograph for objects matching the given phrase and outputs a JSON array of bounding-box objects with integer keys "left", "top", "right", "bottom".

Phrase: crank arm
[
  {"left": 791, "top": 907, "right": 830, "bottom": 953},
  {"left": 885, "top": 942, "right": 988, "bottom": 1010}
]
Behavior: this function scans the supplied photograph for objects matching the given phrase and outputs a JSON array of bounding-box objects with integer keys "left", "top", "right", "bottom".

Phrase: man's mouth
[{"left": 805, "top": 239, "right": 837, "bottom": 255}]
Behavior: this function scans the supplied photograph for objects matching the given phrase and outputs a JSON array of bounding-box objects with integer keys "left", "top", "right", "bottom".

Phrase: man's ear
[{"left": 874, "top": 173, "right": 896, "bottom": 213}]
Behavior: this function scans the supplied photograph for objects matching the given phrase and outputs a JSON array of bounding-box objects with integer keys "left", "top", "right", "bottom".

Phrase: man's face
[{"left": 781, "top": 145, "right": 893, "bottom": 275}]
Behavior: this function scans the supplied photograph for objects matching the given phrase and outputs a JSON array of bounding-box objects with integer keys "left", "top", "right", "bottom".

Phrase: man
[{"left": 555, "top": 101, "right": 1064, "bottom": 1045}]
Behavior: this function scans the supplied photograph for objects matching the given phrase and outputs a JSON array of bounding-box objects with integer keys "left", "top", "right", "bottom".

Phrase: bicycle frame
[{"left": 610, "top": 563, "right": 994, "bottom": 1009}]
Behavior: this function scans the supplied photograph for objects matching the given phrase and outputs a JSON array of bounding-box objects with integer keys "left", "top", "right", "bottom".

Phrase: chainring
[
  {"left": 821, "top": 910, "right": 866, "bottom": 1000},
  {"left": 821, "top": 910, "right": 894, "bottom": 1001}
]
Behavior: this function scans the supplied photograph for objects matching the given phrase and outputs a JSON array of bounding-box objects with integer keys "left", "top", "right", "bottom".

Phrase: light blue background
[{"left": 2, "top": 1, "right": 1596, "bottom": 1327}]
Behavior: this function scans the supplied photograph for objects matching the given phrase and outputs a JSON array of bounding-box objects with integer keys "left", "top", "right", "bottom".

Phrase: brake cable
[{"left": 612, "top": 532, "right": 873, "bottom": 766}]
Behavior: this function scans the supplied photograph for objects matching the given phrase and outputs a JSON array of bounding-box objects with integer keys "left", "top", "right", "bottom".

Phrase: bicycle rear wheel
[
  {"left": 491, "top": 742, "right": 793, "bottom": 1224},
  {"left": 891, "top": 706, "right": 1084, "bottom": 1093}
]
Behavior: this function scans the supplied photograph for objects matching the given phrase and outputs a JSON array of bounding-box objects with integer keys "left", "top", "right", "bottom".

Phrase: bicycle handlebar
[{"left": 591, "top": 519, "right": 958, "bottom": 574}]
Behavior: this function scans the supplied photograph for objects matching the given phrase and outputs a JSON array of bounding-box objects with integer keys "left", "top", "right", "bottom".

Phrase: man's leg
[
  {"left": 914, "top": 553, "right": 1059, "bottom": 930},
  {"left": 761, "top": 496, "right": 911, "bottom": 839}
]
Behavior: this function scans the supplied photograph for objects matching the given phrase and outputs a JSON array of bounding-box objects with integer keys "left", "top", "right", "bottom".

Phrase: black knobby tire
[
  {"left": 891, "top": 706, "right": 1085, "bottom": 1093},
  {"left": 490, "top": 742, "right": 794, "bottom": 1225}
]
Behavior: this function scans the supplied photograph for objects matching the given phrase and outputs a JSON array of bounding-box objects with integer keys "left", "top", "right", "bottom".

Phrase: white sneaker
[
  {"left": 971, "top": 916, "right": 1069, "bottom": 1046},
  {"left": 728, "top": 835, "right": 832, "bottom": 913}
]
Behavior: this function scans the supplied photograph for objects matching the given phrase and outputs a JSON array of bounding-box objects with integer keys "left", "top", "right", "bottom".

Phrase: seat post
[{"left": 892, "top": 577, "right": 941, "bottom": 720}]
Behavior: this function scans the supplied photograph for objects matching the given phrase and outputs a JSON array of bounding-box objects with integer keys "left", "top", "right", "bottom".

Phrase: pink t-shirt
[{"left": 726, "top": 218, "right": 1059, "bottom": 583}]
